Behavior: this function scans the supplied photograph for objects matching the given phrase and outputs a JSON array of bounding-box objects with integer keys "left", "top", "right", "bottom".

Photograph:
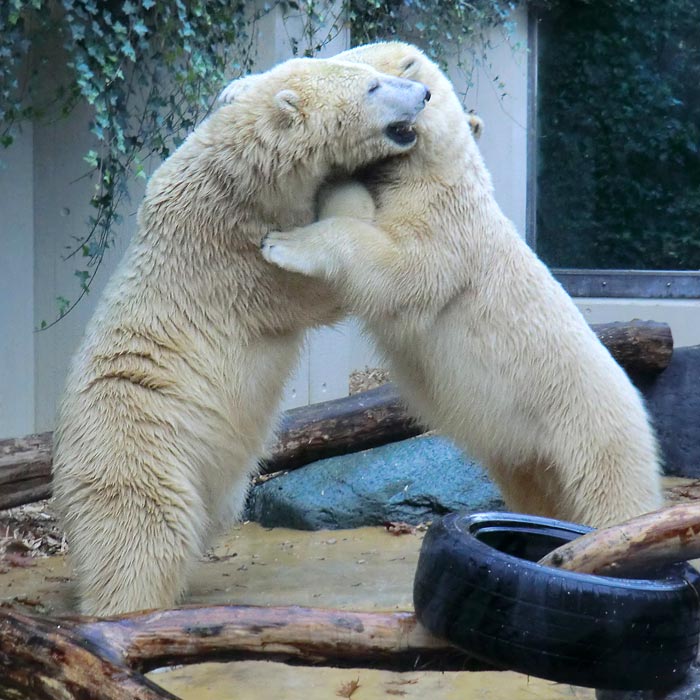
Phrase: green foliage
[
  {"left": 1, "top": 1, "right": 53, "bottom": 149},
  {"left": 536, "top": 0, "right": 700, "bottom": 270},
  {"left": 1, "top": 0, "right": 268, "bottom": 324},
  {"left": 0, "top": 0, "right": 517, "bottom": 324},
  {"left": 348, "top": 0, "right": 518, "bottom": 73}
]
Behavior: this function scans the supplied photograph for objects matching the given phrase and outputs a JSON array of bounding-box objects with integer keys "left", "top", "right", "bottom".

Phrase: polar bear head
[
  {"left": 216, "top": 57, "right": 430, "bottom": 175},
  {"left": 333, "top": 42, "right": 477, "bottom": 160}
]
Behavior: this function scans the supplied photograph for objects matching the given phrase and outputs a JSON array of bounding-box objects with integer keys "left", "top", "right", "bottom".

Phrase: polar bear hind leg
[
  {"left": 489, "top": 458, "right": 565, "bottom": 521},
  {"left": 67, "top": 481, "right": 204, "bottom": 615},
  {"left": 55, "top": 379, "right": 213, "bottom": 615}
]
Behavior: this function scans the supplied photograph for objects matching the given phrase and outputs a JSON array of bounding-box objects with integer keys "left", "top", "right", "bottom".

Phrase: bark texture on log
[
  {"left": 593, "top": 320, "right": 673, "bottom": 375},
  {"left": 86, "top": 604, "right": 461, "bottom": 672},
  {"left": 0, "top": 605, "right": 472, "bottom": 700},
  {"left": 263, "top": 382, "right": 419, "bottom": 473},
  {"left": 0, "top": 431, "right": 53, "bottom": 510},
  {"left": 0, "top": 320, "right": 674, "bottom": 511},
  {"left": 538, "top": 502, "right": 700, "bottom": 577},
  {"left": 0, "top": 609, "right": 177, "bottom": 700}
]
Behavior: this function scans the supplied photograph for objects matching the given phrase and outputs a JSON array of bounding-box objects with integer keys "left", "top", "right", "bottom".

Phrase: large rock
[
  {"left": 637, "top": 346, "right": 700, "bottom": 478},
  {"left": 246, "top": 435, "right": 503, "bottom": 530},
  {"left": 247, "top": 345, "right": 700, "bottom": 530}
]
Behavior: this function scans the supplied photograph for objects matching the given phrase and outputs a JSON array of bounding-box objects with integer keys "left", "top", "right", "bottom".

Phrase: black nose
[{"left": 424, "top": 87, "right": 431, "bottom": 102}]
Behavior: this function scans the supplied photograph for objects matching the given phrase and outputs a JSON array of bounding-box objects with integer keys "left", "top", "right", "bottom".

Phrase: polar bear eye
[
  {"left": 368, "top": 79, "right": 380, "bottom": 94},
  {"left": 400, "top": 59, "right": 417, "bottom": 76}
]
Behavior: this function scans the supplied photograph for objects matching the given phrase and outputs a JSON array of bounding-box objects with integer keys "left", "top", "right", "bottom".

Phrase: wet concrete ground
[
  {"left": 3, "top": 475, "right": 698, "bottom": 699},
  {"left": 0, "top": 521, "right": 596, "bottom": 699}
]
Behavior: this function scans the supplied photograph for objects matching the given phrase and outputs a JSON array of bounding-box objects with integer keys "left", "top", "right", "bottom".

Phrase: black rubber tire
[{"left": 413, "top": 512, "right": 700, "bottom": 691}]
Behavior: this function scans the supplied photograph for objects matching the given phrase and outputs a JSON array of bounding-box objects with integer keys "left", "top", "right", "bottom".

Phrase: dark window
[{"left": 528, "top": 1, "right": 700, "bottom": 297}]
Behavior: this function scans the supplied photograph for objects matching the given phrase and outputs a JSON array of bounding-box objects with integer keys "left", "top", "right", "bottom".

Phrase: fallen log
[
  {"left": 0, "top": 605, "right": 473, "bottom": 700},
  {"left": 538, "top": 501, "right": 700, "bottom": 577},
  {"left": 592, "top": 319, "right": 672, "bottom": 375},
  {"left": 0, "top": 608, "right": 175, "bottom": 700},
  {"left": 0, "top": 320, "right": 673, "bottom": 510},
  {"left": 263, "top": 382, "right": 418, "bottom": 473},
  {"left": 0, "top": 431, "right": 53, "bottom": 510}
]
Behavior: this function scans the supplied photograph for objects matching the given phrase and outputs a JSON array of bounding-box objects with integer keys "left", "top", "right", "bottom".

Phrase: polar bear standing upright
[
  {"left": 53, "top": 56, "right": 429, "bottom": 615},
  {"left": 262, "top": 42, "right": 662, "bottom": 528}
]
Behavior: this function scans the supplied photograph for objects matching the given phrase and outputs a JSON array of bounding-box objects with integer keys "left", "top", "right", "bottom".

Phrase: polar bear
[
  {"left": 262, "top": 42, "right": 663, "bottom": 528},
  {"left": 53, "top": 56, "right": 430, "bottom": 615}
]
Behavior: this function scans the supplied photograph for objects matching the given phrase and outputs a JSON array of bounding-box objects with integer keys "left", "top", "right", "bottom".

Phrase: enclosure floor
[
  {"left": 0, "top": 522, "right": 425, "bottom": 614},
  {"left": 0, "top": 521, "right": 599, "bottom": 699},
  {"left": 4, "top": 477, "right": 698, "bottom": 699},
  {"left": 151, "top": 659, "right": 594, "bottom": 699}
]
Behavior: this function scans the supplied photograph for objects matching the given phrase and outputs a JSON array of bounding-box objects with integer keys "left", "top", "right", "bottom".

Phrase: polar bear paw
[{"left": 261, "top": 228, "right": 330, "bottom": 278}]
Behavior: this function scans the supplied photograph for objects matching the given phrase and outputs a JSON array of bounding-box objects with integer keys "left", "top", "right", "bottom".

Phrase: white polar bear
[
  {"left": 53, "top": 55, "right": 430, "bottom": 615},
  {"left": 262, "top": 42, "right": 663, "bottom": 528}
]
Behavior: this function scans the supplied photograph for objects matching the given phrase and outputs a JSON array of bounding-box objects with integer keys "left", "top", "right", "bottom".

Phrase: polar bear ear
[
  {"left": 274, "top": 89, "right": 301, "bottom": 115},
  {"left": 467, "top": 110, "right": 484, "bottom": 140},
  {"left": 218, "top": 73, "right": 262, "bottom": 104},
  {"left": 399, "top": 57, "right": 420, "bottom": 79}
]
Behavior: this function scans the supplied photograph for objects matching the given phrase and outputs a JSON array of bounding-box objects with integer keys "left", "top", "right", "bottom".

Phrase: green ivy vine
[{"left": 0, "top": 0, "right": 519, "bottom": 326}]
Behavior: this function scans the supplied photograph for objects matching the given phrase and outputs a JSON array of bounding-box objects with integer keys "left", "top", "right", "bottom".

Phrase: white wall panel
[
  {"left": 0, "top": 125, "right": 35, "bottom": 439},
  {"left": 31, "top": 96, "right": 141, "bottom": 432}
]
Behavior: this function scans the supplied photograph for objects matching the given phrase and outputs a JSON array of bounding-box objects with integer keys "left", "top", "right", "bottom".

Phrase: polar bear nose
[{"left": 423, "top": 87, "right": 431, "bottom": 103}]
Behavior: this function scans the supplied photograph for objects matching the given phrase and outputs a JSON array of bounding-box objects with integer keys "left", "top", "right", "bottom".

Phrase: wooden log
[
  {"left": 0, "top": 605, "right": 473, "bottom": 700},
  {"left": 0, "top": 608, "right": 177, "bottom": 700},
  {"left": 538, "top": 501, "right": 700, "bottom": 577},
  {"left": 86, "top": 605, "right": 467, "bottom": 672},
  {"left": 593, "top": 319, "right": 673, "bottom": 375},
  {"left": 0, "top": 431, "right": 53, "bottom": 510},
  {"left": 0, "top": 320, "right": 674, "bottom": 510},
  {"left": 263, "top": 382, "right": 419, "bottom": 473}
]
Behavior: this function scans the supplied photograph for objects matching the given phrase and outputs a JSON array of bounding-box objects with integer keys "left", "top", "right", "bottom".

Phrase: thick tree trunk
[
  {"left": 0, "top": 320, "right": 673, "bottom": 510},
  {"left": 0, "top": 608, "right": 178, "bottom": 700},
  {"left": 538, "top": 501, "right": 700, "bottom": 577},
  {"left": 0, "top": 605, "right": 471, "bottom": 700}
]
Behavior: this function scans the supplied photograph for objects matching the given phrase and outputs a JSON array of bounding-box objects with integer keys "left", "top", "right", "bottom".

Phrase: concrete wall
[
  {"left": 1, "top": 5, "right": 699, "bottom": 440},
  {"left": 458, "top": 10, "right": 529, "bottom": 235},
  {"left": 31, "top": 97, "right": 143, "bottom": 433},
  {"left": 0, "top": 125, "right": 35, "bottom": 438}
]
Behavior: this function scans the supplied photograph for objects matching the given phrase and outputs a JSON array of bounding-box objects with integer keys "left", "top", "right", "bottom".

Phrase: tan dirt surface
[
  {"left": 150, "top": 660, "right": 595, "bottom": 700},
  {"left": 0, "top": 478, "right": 695, "bottom": 699}
]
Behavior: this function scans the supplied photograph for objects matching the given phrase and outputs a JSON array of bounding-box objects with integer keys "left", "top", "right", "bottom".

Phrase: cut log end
[
  {"left": 594, "top": 319, "right": 673, "bottom": 375},
  {"left": 538, "top": 502, "right": 700, "bottom": 577}
]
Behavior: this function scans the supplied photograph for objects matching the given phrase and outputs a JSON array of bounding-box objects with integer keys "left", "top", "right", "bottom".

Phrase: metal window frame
[{"left": 525, "top": 10, "right": 700, "bottom": 300}]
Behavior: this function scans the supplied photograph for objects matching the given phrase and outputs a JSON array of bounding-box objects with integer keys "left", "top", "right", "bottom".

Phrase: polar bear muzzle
[{"left": 381, "top": 81, "right": 430, "bottom": 146}]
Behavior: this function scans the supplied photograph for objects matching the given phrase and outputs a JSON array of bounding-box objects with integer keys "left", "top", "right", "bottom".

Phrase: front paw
[{"left": 261, "top": 230, "right": 327, "bottom": 277}]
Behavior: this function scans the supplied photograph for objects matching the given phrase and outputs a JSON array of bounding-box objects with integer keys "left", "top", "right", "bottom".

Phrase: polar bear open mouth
[{"left": 385, "top": 121, "right": 417, "bottom": 146}]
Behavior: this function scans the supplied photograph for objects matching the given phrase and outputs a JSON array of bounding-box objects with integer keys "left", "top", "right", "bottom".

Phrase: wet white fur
[
  {"left": 53, "top": 56, "right": 428, "bottom": 615},
  {"left": 262, "top": 42, "right": 662, "bottom": 528}
]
